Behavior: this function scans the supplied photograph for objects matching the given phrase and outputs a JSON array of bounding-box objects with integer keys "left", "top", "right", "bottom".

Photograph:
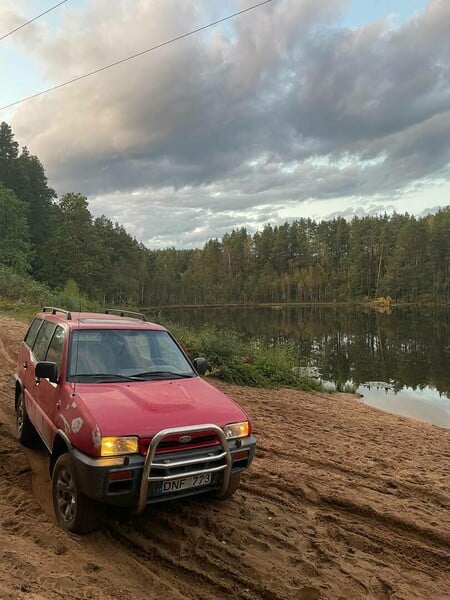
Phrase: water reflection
[
  {"left": 358, "top": 384, "right": 450, "bottom": 429},
  {"left": 157, "top": 306, "right": 450, "bottom": 428}
]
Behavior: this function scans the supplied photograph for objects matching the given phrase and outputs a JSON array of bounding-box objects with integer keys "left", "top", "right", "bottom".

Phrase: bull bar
[{"left": 137, "top": 424, "right": 232, "bottom": 514}]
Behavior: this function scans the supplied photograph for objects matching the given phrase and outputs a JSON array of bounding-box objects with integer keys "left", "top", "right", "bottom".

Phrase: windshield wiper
[
  {"left": 130, "top": 370, "right": 195, "bottom": 379},
  {"left": 71, "top": 373, "right": 145, "bottom": 382}
]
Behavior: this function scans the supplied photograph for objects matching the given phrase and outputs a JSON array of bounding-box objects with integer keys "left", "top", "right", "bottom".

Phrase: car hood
[{"left": 73, "top": 377, "right": 248, "bottom": 437}]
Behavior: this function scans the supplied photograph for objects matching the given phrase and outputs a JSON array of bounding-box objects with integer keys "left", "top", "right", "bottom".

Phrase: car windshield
[{"left": 68, "top": 329, "right": 196, "bottom": 382}]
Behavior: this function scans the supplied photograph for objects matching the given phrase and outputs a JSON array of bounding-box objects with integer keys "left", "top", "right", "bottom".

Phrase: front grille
[{"left": 139, "top": 432, "right": 220, "bottom": 455}]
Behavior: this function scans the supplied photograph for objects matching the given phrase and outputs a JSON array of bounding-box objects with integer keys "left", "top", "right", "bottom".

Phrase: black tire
[
  {"left": 52, "top": 453, "right": 98, "bottom": 534},
  {"left": 215, "top": 472, "right": 241, "bottom": 500},
  {"left": 16, "top": 393, "right": 39, "bottom": 447}
]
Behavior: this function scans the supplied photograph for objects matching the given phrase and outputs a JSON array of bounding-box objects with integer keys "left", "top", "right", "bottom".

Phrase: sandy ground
[{"left": 0, "top": 315, "right": 449, "bottom": 600}]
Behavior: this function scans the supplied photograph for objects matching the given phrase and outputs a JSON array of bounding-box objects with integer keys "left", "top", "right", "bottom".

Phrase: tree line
[{"left": 1, "top": 121, "right": 449, "bottom": 306}]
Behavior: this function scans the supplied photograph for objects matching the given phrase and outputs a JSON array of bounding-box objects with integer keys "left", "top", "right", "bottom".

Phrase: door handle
[{"left": 22, "top": 362, "right": 28, "bottom": 369}]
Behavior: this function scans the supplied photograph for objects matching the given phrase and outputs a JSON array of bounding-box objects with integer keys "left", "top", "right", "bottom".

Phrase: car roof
[{"left": 35, "top": 310, "right": 167, "bottom": 331}]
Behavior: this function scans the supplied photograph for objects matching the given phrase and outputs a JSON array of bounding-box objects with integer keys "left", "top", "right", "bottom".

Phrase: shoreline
[{"left": 145, "top": 300, "right": 450, "bottom": 310}]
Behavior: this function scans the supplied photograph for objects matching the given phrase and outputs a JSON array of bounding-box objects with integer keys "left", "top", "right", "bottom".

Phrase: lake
[{"left": 156, "top": 305, "right": 450, "bottom": 429}]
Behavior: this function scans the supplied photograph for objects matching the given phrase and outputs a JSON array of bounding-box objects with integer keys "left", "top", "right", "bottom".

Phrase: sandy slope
[{"left": 0, "top": 315, "right": 449, "bottom": 600}]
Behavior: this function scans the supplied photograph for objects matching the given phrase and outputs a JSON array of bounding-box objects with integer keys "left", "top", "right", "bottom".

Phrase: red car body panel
[
  {"left": 52, "top": 378, "right": 249, "bottom": 456},
  {"left": 71, "top": 379, "right": 247, "bottom": 436}
]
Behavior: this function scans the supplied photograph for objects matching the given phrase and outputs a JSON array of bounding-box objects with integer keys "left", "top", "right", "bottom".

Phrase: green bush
[
  {"left": 0, "top": 265, "right": 53, "bottom": 306},
  {"left": 162, "top": 318, "right": 324, "bottom": 391},
  {"left": 52, "top": 279, "right": 99, "bottom": 312},
  {"left": 0, "top": 267, "right": 99, "bottom": 315}
]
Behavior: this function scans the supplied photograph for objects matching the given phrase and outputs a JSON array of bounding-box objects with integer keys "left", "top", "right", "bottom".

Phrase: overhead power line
[
  {"left": 0, "top": 0, "right": 273, "bottom": 112},
  {"left": 0, "top": 0, "right": 70, "bottom": 42}
]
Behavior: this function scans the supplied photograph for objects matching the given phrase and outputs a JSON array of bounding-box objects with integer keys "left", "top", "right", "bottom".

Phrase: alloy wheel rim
[{"left": 56, "top": 467, "right": 76, "bottom": 523}]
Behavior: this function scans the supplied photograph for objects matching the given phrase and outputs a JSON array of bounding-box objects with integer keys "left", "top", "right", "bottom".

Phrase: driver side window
[
  {"left": 45, "top": 326, "right": 65, "bottom": 375},
  {"left": 33, "top": 321, "right": 56, "bottom": 362}
]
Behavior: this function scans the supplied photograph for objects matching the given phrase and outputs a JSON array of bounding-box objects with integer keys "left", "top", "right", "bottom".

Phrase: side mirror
[
  {"left": 36, "top": 361, "right": 58, "bottom": 383},
  {"left": 193, "top": 357, "right": 207, "bottom": 376}
]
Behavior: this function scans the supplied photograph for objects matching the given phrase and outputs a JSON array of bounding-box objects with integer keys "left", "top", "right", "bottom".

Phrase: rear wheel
[
  {"left": 215, "top": 472, "right": 241, "bottom": 499},
  {"left": 52, "top": 453, "right": 98, "bottom": 534},
  {"left": 16, "top": 393, "right": 38, "bottom": 446}
]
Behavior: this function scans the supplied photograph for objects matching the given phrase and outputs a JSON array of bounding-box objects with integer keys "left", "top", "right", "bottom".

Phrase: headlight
[
  {"left": 223, "top": 421, "right": 250, "bottom": 440},
  {"left": 101, "top": 436, "right": 138, "bottom": 456}
]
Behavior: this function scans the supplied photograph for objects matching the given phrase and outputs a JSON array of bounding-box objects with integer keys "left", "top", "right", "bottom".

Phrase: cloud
[{"left": 5, "top": 0, "right": 450, "bottom": 247}]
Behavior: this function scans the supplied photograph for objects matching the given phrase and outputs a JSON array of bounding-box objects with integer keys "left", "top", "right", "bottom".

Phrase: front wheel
[
  {"left": 215, "top": 472, "right": 241, "bottom": 500},
  {"left": 52, "top": 454, "right": 98, "bottom": 534}
]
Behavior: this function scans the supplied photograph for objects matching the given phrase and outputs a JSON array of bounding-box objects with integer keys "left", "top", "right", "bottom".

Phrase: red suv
[{"left": 15, "top": 308, "right": 256, "bottom": 533}]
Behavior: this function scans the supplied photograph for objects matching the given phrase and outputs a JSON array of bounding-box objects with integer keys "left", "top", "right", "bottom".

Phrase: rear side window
[
  {"left": 24, "top": 318, "right": 43, "bottom": 348},
  {"left": 45, "top": 326, "right": 65, "bottom": 374},
  {"left": 33, "top": 321, "right": 57, "bottom": 362}
]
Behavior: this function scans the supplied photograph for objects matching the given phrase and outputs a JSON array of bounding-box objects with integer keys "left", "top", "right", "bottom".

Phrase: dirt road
[{"left": 0, "top": 315, "right": 449, "bottom": 599}]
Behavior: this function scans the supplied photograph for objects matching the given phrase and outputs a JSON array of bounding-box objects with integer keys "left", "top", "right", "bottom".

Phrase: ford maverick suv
[{"left": 15, "top": 308, "right": 256, "bottom": 533}]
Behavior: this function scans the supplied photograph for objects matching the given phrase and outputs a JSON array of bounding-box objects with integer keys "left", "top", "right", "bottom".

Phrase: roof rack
[
  {"left": 42, "top": 307, "right": 72, "bottom": 320},
  {"left": 105, "top": 309, "right": 147, "bottom": 322}
]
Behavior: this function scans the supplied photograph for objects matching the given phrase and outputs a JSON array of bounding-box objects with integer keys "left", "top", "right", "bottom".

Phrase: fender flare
[{"left": 49, "top": 429, "right": 73, "bottom": 476}]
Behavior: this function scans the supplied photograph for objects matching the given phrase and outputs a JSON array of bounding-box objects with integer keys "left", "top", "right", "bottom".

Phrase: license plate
[{"left": 156, "top": 472, "right": 212, "bottom": 495}]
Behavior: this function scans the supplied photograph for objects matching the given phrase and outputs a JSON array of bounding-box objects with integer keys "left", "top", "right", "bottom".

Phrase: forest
[{"left": 1, "top": 121, "right": 449, "bottom": 307}]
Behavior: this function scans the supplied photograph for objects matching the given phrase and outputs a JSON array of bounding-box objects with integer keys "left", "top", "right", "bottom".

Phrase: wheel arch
[{"left": 50, "top": 430, "right": 73, "bottom": 477}]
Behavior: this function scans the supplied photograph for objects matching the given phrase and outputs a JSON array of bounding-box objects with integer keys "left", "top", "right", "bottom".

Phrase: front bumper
[{"left": 70, "top": 425, "right": 256, "bottom": 511}]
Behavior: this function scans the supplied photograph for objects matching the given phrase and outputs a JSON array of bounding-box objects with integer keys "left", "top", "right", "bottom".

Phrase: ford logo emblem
[{"left": 179, "top": 435, "right": 192, "bottom": 444}]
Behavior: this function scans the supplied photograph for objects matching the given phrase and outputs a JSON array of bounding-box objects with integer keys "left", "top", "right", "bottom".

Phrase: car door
[
  {"left": 19, "top": 317, "right": 43, "bottom": 394},
  {"left": 36, "top": 325, "right": 66, "bottom": 449},
  {"left": 26, "top": 320, "right": 56, "bottom": 445}
]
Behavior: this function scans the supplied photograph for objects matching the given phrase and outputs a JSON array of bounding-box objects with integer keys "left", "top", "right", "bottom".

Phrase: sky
[{"left": 0, "top": 0, "right": 449, "bottom": 249}]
